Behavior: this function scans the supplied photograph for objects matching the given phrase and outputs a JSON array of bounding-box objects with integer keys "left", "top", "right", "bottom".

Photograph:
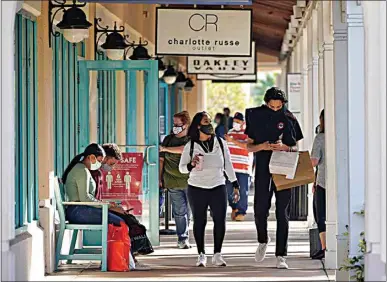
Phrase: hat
[{"left": 233, "top": 112, "right": 244, "bottom": 121}]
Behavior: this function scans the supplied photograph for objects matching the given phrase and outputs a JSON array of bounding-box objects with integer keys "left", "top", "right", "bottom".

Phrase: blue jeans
[
  {"left": 168, "top": 188, "right": 191, "bottom": 242},
  {"left": 65, "top": 205, "right": 124, "bottom": 226},
  {"left": 226, "top": 173, "right": 250, "bottom": 215}
]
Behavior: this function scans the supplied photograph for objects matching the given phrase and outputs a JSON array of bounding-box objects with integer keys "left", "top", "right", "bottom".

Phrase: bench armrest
[{"left": 62, "top": 201, "right": 109, "bottom": 206}]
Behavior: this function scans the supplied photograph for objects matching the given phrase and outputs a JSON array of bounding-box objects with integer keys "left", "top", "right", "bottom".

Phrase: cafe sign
[
  {"left": 187, "top": 42, "right": 255, "bottom": 75},
  {"left": 155, "top": 8, "right": 252, "bottom": 56}
]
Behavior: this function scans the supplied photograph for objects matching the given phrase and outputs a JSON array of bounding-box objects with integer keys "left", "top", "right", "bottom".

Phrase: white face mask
[
  {"left": 90, "top": 160, "right": 102, "bottom": 171},
  {"left": 233, "top": 122, "right": 242, "bottom": 131},
  {"left": 173, "top": 126, "right": 184, "bottom": 135}
]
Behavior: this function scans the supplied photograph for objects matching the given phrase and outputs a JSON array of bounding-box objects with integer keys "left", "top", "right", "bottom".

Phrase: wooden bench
[{"left": 54, "top": 177, "right": 108, "bottom": 271}]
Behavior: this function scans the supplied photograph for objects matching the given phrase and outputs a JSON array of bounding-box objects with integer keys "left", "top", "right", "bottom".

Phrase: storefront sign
[
  {"left": 187, "top": 42, "right": 255, "bottom": 75},
  {"left": 101, "top": 152, "right": 144, "bottom": 215},
  {"left": 196, "top": 73, "right": 256, "bottom": 82},
  {"left": 286, "top": 73, "right": 302, "bottom": 112},
  {"left": 156, "top": 8, "right": 252, "bottom": 56}
]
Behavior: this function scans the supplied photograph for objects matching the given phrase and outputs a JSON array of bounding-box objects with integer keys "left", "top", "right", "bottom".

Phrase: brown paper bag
[{"left": 272, "top": 151, "right": 315, "bottom": 191}]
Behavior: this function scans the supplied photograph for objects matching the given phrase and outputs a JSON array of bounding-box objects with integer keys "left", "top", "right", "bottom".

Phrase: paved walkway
[{"left": 47, "top": 203, "right": 334, "bottom": 281}]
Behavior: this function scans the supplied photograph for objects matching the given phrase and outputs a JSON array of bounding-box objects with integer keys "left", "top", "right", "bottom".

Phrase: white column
[
  {"left": 300, "top": 29, "right": 310, "bottom": 152},
  {"left": 0, "top": 2, "right": 18, "bottom": 281},
  {"left": 317, "top": 2, "right": 325, "bottom": 113},
  {"left": 363, "top": 1, "right": 386, "bottom": 280},
  {"left": 379, "top": 1, "right": 386, "bottom": 272},
  {"left": 322, "top": 0, "right": 338, "bottom": 271},
  {"left": 311, "top": 9, "right": 320, "bottom": 124},
  {"left": 346, "top": 0, "right": 366, "bottom": 261}
]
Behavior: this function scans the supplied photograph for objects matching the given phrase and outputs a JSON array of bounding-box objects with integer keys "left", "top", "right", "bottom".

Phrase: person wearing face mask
[
  {"left": 179, "top": 111, "right": 240, "bottom": 268},
  {"left": 62, "top": 143, "right": 125, "bottom": 227},
  {"left": 224, "top": 112, "right": 252, "bottom": 222},
  {"left": 245, "top": 87, "right": 303, "bottom": 269},
  {"left": 89, "top": 143, "right": 123, "bottom": 201},
  {"left": 214, "top": 113, "right": 227, "bottom": 139},
  {"left": 159, "top": 111, "right": 192, "bottom": 249}
]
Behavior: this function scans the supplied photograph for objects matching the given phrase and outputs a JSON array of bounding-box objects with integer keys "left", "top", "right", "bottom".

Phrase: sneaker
[
  {"left": 255, "top": 237, "right": 271, "bottom": 263},
  {"left": 196, "top": 253, "right": 207, "bottom": 267},
  {"left": 231, "top": 209, "right": 238, "bottom": 221},
  {"left": 177, "top": 240, "right": 191, "bottom": 249},
  {"left": 133, "top": 261, "right": 151, "bottom": 271},
  {"left": 235, "top": 214, "right": 245, "bottom": 221},
  {"left": 212, "top": 253, "right": 227, "bottom": 267},
  {"left": 276, "top": 256, "right": 289, "bottom": 269}
]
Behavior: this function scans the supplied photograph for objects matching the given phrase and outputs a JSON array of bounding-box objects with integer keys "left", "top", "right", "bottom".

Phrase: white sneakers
[
  {"left": 212, "top": 253, "right": 227, "bottom": 267},
  {"left": 255, "top": 237, "right": 289, "bottom": 269},
  {"left": 177, "top": 240, "right": 191, "bottom": 249},
  {"left": 255, "top": 237, "right": 271, "bottom": 263},
  {"left": 276, "top": 256, "right": 289, "bottom": 269},
  {"left": 196, "top": 253, "right": 227, "bottom": 267},
  {"left": 196, "top": 253, "right": 207, "bottom": 267}
]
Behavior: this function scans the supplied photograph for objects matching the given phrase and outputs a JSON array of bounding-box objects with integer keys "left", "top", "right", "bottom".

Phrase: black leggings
[
  {"left": 313, "top": 185, "right": 326, "bottom": 233},
  {"left": 188, "top": 185, "right": 227, "bottom": 254}
]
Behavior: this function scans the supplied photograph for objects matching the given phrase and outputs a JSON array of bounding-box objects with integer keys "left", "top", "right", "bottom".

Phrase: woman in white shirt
[{"left": 179, "top": 111, "right": 240, "bottom": 267}]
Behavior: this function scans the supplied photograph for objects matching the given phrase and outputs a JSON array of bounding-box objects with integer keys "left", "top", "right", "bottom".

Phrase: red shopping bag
[{"left": 107, "top": 222, "right": 131, "bottom": 272}]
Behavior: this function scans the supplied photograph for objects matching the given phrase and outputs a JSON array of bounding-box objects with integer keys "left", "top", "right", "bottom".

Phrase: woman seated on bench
[{"left": 62, "top": 143, "right": 125, "bottom": 226}]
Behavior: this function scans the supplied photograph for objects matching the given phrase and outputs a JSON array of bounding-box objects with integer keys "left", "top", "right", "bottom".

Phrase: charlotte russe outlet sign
[
  {"left": 155, "top": 8, "right": 252, "bottom": 56},
  {"left": 187, "top": 41, "right": 255, "bottom": 74}
]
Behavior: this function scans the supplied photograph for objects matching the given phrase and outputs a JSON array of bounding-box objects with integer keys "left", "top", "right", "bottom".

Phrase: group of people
[
  {"left": 158, "top": 87, "right": 327, "bottom": 269},
  {"left": 61, "top": 85, "right": 327, "bottom": 271}
]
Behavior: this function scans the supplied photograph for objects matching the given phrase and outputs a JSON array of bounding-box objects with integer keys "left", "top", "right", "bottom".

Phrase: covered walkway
[{"left": 47, "top": 197, "right": 332, "bottom": 281}]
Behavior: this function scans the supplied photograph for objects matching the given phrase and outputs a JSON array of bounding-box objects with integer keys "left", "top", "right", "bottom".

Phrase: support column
[
  {"left": 363, "top": 1, "right": 386, "bottom": 279},
  {"left": 345, "top": 0, "right": 365, "bottom": 261},
  {"left": 322, "top": 0, "right": 338, "bottom": 271},
  {"left": 317, "top": 2, "right": 325, "bottom": 112},
  {"left": 311, "top": 9, "right": 320, "bottom": 124},
  {"left": 1, "top": 2, "right": 18, "bottom": 281}
]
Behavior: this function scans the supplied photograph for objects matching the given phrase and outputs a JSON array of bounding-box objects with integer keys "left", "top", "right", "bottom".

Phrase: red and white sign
[{"left": 100, "top": 152, "right": 144, "bottom": 215}]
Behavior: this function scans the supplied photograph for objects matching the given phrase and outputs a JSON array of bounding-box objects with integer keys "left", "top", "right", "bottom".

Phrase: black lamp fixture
[
  {"left": 175, "top": 71, "right": 187, "bottom": 89},
  {"left": 155, "top": 56, "right": 166, "bottom": 78},
  {"left": 49, "top": 0, "right": 92, "bottom": 48},
  {"left": 163, "top": 63, "right": 178, "bottom": 85},
  {"left": 127, "top": 38, "right": 151, "bottom": 60},
  {"left": 184, "top": 78, "right": 195, "bottom": 92},
  {"left": 94, "top": 18, "right": 150, "bottom": 61}
]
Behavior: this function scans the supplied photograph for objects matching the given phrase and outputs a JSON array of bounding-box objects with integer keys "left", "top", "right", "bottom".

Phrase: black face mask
[{"left": 199, "top": 124, "right": 214, "bottom": 135}]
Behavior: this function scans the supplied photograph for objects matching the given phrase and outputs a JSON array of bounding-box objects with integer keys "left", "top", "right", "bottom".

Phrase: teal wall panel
[{"left": 14, "top": 14, "right": 38, "bottom": 228}]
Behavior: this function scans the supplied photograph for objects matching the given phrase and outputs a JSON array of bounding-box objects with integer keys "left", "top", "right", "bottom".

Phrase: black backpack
[{"left": 189, "top": 136, "right": 227, "bottom": 179}]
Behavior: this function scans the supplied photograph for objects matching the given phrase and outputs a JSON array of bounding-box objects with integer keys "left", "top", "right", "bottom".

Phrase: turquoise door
[{"left": 78, "top": 60, "right": 160, "bottom": 246}]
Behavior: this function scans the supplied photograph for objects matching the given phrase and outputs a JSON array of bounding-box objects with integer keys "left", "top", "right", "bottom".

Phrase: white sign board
[
  {"left": 187, "top": 42, "right": 255, "bottom": 75},
  {"left": 286, "top": 73, "right": 302, "bottom": 112},
  {"left": 156, "top": 8, "right": 252, "bottom": 56},
  {"left": 197, "top": 73, "right": 256, "bottom": 81}
]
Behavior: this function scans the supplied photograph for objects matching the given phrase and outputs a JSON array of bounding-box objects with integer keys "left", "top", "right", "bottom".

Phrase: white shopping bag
[{"left": 269, "top": 151, "right": 299, "bottom": 180}]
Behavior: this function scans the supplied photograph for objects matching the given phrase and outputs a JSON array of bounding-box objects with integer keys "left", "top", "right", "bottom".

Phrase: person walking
[
  {"left": 214, "top": 113, "right": 227, "bottom": 139},
  {"left": 224, "top": 112, "right": 252, "bottom": 221},
  {"left": 179, "top": 111, "right": 240, "bottom": 267},
  {"left": 245, "top": 87, "right": 304, "bottom": 269},
  {"left": 311, "top": 109, "right": 326, "bottom": 260},
  {"left": 223, "top": 107, "right": 233, "bottom": 131},
  {"left": 159, "top": 111, "right": 192, "bottom": 249}
]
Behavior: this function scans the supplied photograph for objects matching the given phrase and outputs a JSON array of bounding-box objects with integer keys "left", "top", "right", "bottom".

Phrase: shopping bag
[
  {"left": 131, "top": 234, "right": 154, "bottom": 256},
  {"left": 269, "top": 151, "right": 299, "bottom": 179},
  {"left": 272, "top": 151, "right": 315, "bottom": 191},
  {"left": 107, "top": 222, "right": 131, "bottom": 272}
]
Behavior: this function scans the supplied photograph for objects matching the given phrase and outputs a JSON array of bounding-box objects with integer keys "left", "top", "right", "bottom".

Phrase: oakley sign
[
  {"left": 187, "top": 42, "right": 255, "bottom": 74},
  {"left": 156, "top": 8, "right": 252, "bottom": 56},
  {"left": 196, "top": 73, "right": 257, "bottom": 82}
]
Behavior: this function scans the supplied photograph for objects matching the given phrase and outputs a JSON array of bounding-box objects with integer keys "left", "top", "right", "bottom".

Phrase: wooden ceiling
[{"left": 167, "top": 0, "right": 297, "bottom": 58}]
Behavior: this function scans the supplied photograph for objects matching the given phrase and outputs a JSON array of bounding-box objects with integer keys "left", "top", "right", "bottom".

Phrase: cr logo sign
[{"left": 188, "top": 13, "right": 218, "bottom": 32}]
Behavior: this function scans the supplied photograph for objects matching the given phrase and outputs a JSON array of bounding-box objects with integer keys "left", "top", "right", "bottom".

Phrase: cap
[
  {"left": 264, "top": 87, "right": 288, "bottom": 103},
  {"left": 233, "top": 112, "right": 244, "bottom": 121}
]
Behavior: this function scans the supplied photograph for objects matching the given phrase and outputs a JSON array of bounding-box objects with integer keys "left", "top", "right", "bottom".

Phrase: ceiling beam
[
  {"left": 251, "top": 3, "right": 292, "bottom": 19},
  {"left": 256, "top": 45, "right": 280, "bottom": 57},
  {"left": 253, "top": 22, "right": 285, "bottom": 38},
  {"left": 253, "top": 0, "right": 295, "bottom": 13}
]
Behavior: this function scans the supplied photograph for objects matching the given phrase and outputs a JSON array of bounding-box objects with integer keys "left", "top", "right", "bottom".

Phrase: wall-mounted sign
[
  {"left": 286, "top": 73, "right": 302, "bottom": 112},
  {"left": 197, "top": 73, "right": 256, "bottom": 82},
  {"left": 86, "top": 1, "right": 252, "bottom": 4},
  {"left": 187, "top": 42, "right": 255, "bottom": 75},
  {"left": 156, "top": 8, "right": 252, "bottom": 57}
]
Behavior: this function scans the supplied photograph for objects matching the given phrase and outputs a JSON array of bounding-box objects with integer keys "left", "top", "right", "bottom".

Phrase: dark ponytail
[{"left": 62, "top": 143, "right": 106, "bottom": 184}]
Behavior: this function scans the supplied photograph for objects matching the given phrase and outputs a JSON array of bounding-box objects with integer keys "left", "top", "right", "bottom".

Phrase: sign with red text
[
  {"left": 156, "top": 8, "right": 252, "bottom": 56},
  {"left": 101, "top": 152, "right": 144, "bottom": 215}
]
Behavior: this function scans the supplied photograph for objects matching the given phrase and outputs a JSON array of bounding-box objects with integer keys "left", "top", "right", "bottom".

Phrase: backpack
[{"left": 189, "top": 136, "right": 228, "bottom": 179}]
